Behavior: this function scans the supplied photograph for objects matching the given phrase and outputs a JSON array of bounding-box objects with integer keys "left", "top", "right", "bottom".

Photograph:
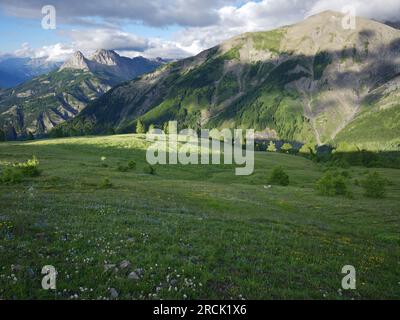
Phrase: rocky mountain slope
[
  {"left": 0, "top": 50, "right": 163, "bottom": 139},
  {"left": 60, "top": 11, "right": 400, "bottom": 151}
]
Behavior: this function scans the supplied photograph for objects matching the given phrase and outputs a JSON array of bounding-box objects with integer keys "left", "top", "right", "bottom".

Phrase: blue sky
[
  {"left": 0, "top": 0, "right": 399, "bottom": 60},
  {"left": 0, "top": 9, "right": 61, "bottom": 51},
  {"left": 0, "top": 5, "right": 181, "bottom": 53}
]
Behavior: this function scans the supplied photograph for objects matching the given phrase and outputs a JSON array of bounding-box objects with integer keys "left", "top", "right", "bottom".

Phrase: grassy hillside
[{"left": 1, "top": 135, "right": 399, "bottom": 299}]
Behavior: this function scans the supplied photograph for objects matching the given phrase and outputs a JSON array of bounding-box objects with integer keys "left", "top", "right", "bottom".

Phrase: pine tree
[
  {"left": 136, "top": 120, "right": 145, "bottom": 134},
  {"left": 267, "top": 141, "right": 277, "bottom": 152},
  {"left": 148, "top": 124, "right": 155, "bottom": 134}
]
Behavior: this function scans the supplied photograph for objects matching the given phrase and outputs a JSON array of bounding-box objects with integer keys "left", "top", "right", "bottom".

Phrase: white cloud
[
  {"left": 173, "top": 0, "right": 400, "bottom": 55},
  {"left": 66, "top": 29, "right": 192, "bottom": 59},
  {"left": 66, "top": 29, "right": 151, "bottom": 52},
  {"left": 307, "top": 0, "right": 400, "bottom": 22},
  {"left": 3, "top": 0, "right": 400, "bottom": 61},
  {"left": 13, "top": 43, "right": 74, "bottom": 61}
]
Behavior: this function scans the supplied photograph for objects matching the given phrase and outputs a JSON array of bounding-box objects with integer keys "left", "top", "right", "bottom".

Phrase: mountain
[
  {"left": 60, "top": 50, "right": 163, "bottom": 85},
  {"left": 0, "top": 57, "right": 62, "bottom": 88},
  {"left": 59, "top": 11, "right": 400, "bottom": 151},
  {"left": 385, "top": 21, "right": 400, "bottom": 30},
  {"left": 0, "top": 50, "right": 163, "bottom": 139}
]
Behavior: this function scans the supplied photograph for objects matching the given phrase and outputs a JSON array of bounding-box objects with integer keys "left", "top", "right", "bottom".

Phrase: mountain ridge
[
  {"left": 0, "top": 50, "right": 164, "bottom": 139},
  {"left": 56, "top": 11, "right": 400, "bottom": 151}
]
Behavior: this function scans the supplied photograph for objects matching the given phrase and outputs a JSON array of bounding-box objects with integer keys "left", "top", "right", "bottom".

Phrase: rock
[
  {"left": 128, "top": 272, "right": 140, "bottom": 280},
  {"left": 109, "top": 288, "right": 119, "bottom": 299},
  {"left": 119, "top": 260, "right": 131, "bottom": 270},
  {"left": 11, "top": 264, "right": 22, "bottom": 272},
  {"left": 134, "top": 268, "right": 144, "bottom": 277},
  {"left": 104, "top": 264, "right": 116, "bottom": 272}
]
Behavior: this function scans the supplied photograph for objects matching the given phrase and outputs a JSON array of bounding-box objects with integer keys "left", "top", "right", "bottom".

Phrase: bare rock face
[
  {"left": 60, "top": 51, "right": 91, "bottom": 71},
  {"left": 91, "top": 49, "right": 120, "bottom": 66}
]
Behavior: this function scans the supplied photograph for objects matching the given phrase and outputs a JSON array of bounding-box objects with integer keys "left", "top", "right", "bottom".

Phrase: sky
[{"left": 0, "top": 0, "right": 399, "bottom": 61}]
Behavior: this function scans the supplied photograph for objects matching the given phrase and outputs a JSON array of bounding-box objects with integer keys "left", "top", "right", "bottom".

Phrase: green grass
[
  {"left": 0, "top": 135, "right": 399, "bottom": 300},
  {"left": 335, "top": 107, "right": 400, "bottom": 151}
]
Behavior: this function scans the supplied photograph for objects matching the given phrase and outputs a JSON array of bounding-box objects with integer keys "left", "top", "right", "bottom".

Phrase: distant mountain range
[
  {"left": 0, "top": 57, "right": 61, "bottom": 88},
  {"left": 0, "top": 50, "right": 164, "bottom": 139},
  {"left": 57, "top": 11, "right": 400, "bottom": 151}
]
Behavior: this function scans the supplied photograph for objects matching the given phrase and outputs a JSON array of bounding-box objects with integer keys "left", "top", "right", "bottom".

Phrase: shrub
[
  {"left": 143, "top": 165, "right": 156, "bottom": 175},
  {"left": 269, "top": 166, "right": 289, "bottom": 186},
  {"left": 361, "top": 172, "right": 387, "bottom": 198},
  {"left": 315, "top": 171, "right": 350, "bottom": 197},
  {"left": 16, "top": 156, "right": 41, "bottom": 177},
  {"left": 280, "top": 143, "right": 293, "bottom": 154},
  {"left": 128, "top": 161, "right": 137, "bottom": 170},
  {"left": 267, "top": 141, "right": 277, "bottom": 152},
  {"left": 100, "top": 178, "right": 113, "bottom": 189},
  {"left": 0, "top": 156, "right": 40, "bottom": 184},
  {"left": 299, "top": 143, "right": 316, "bottom": 155},
  {"left": 0, "top": 167, "right": 23, "bottom": 184}
]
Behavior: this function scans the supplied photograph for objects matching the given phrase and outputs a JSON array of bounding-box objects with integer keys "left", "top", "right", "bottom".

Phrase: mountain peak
[
  {"left": 60, "top": 51, "right": 91, "bottom": 71},
  {"left": 92, "top": 49, "right": 121, "bottom": 66}
]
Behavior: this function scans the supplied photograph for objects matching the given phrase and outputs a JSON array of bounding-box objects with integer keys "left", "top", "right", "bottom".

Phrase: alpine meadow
[{"left": 0, "top": 2, "right": 399, "bottom": 302}]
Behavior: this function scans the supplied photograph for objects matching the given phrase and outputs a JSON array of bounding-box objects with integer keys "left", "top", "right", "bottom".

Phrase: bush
[
  {"left": 315, "top": 171, "right": 350, "bottom": 197},
  {"left": 16, "top": 156, "right": 41, "bottom": 177},
  {"left": 0, "top": 156, "right": 40, "bottom": 184},
  {"left": 100, "top": 178, "right": 113, "bottom": 189},
  {"left": 143, "top": 165, "right": 156, "bottom": 175},
  {"left": 128, "top": 161, "right": 137, "bottom": 170},
  {"left": 280, "top": 143, "right": 293, "bottom": 154},
  {"left": 269, "top": 166, "right": 289, "bottom": 186},
  {"left": 0, "top": 167, "right": 23, "bottom": 184},
  {"left": 361, "top": 172, "right": 387, "bottom": 198}
]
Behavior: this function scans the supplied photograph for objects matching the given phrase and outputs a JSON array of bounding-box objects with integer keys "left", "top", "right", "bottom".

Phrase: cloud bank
[{"left": 2, "top": 0, "right": 400, "bottom": 60}]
